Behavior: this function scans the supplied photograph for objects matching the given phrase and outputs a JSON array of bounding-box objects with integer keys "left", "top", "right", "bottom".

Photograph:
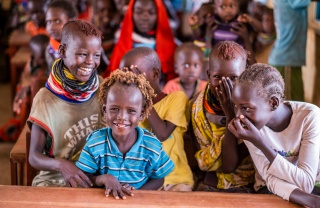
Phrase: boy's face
[
  {"left": 133, "top": 0, "right": 157, "bottom": 34},
  {"left": 105, "top": 84, "right": 144, "bottom": 140},
  {"left": 60, "top": 34, "right": 101, "bottom": 82},
  {"left": 95, "top": 0, "right": 114, "bottom": 32},
  {"left": 175, "top": 50, "right": 203, "bottom": 85},
  {"left": 214, "top": 0, "right": 239, "bottom": 23},
  {"left": 262, "top": 13, "right": 275, "bottom": 34},
  {"left": 207, "top": 54, "right": 245, "bottom": 98},
  {"left": 232, "top": 82, "right": 273, "bottom": 130},
  {"left": 30, "top": 42, "right": 47, "bottom": 67},
  {"left": 27, "top": 1, "right": 46, "bottom": 27},
  {"left": 46, "top": 8, "right": 69, "bottom": 41}
]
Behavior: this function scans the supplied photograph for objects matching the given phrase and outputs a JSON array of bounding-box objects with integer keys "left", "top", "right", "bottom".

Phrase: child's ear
[
  {"left": 269, "top": 96, "right": 279, "bottom": 111},
  {"left": 58, "top": 44, "right": 66, "bottom": 57},
  {"left": 174, "top": 64, "right": 179, "bottom": 74},
  {"left": 206, "top": 69, "right": 211, "bottom": 80},
  {"left": 152, "top": 67, "right": 161, "bottom": 80},
  {"left": 102, "top": 104, "right": 107, "bottom": 114},
  {"left": 140, "top": 109, "right": 145, "bottom": 120}
]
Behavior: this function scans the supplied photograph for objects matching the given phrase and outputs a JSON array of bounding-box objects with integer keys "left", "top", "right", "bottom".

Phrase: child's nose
[
  {"left": 117, "top": 110, "right": 127, "bottom": 120},
  {"left": 85, "top": 55, "right": 94, "bottom": 64}
]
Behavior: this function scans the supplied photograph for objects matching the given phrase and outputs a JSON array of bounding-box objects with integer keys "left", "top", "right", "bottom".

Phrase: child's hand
[
  {"left": 13, "top": 86, "right": 30, "bottom": 115},
  {"left": 58, "top": 159, "right": 93, "bottom": 188},
  {"left": 230, "top": 22, "right": 249, "bottom": 40},
  {"left": 97, "top": 175, "right": 134, "bottom": 199},
  {"left": 215, "top": 77, "right": 234, "bottom": 120},
  {"left": 228, "top": 115, "right": 262, "bottom": 145},
  {"left": 205, "top": 14, "right": 218, "bottom": 44},
  {"left": 188, "top": 14, "right": 199, "bottom": 27},
  {"left": 237, "top": 14, "right": 252, "bottom": 24}
]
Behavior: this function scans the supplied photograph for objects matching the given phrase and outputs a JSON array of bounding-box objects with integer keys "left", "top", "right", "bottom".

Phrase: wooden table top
[
  {"left": 9, "top": 29, "right": 31, "bottom": 47},
  {"left": 0, "top": 185, "right": 300, "bottom": 208}
]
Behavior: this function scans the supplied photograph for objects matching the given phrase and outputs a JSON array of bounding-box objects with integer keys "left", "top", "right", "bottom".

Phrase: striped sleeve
[{"left": 147, "top": 147, "right": 174, "bottom": 179}]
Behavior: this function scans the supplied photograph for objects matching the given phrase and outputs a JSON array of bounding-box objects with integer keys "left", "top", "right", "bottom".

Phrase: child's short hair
[
  {"left": 99, "top": 69, "right": 156, "bottom": 120},
  {"left": 239, "top": 63, "right": 285, "bottom": 101},
  {"left": 30, "top": 34, "right": 50, "bottom": 48},
  {"left": 46, "top": 0, "right": 78, "bottom": 19},
  {"left": 121, "top": 47, "right": 161, "bottom": 71},
  {"left": 210, "top": 41, "right": 249, "bottom": 62},
  {"left": 174, "top": 42, "right": 204, "bottom": 61},
  {"left": 61, "top": 20, "right": 103, "bottom": 45}
]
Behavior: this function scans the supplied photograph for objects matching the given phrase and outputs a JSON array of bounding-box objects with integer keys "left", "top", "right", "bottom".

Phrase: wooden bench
[{"left": 0, "top": 185, "right": 300, "bottom": 207}]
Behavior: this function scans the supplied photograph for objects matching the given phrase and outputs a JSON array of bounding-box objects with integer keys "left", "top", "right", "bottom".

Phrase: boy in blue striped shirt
[{"left": 76, "top": 69, "right": 174, "bottom": 199}]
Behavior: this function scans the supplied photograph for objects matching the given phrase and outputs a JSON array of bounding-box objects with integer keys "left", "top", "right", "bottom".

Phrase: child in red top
[
  {"left": 104, "top": 0, "right": 177, "bottom": 84},
  {"left": 25, "top": 0, "right": 47, "bottom": 37}
]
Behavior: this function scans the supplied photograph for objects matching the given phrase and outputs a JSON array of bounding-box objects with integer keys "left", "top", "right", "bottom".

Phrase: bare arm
[
  {"left": 147, "top": 108, "right": 176, "bottom": 142},
  {"left": 29, "top": 124, "right": 92, "bottom": 187},
  {"left": 139, "top": 178, "right": 164, "bottom": 190},
  {"left": 289, "top": 188, "right": 320, "bottom": 208}
]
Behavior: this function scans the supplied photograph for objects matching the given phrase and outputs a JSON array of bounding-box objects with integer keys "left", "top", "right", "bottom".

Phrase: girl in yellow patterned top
[{"left": 190, "top": 41, "right": 255, "bottom": 192}]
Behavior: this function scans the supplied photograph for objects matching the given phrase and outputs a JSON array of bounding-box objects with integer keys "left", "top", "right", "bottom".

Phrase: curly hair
[
  {"left": 99, "top": 69, "right": 156, "bottom": 120},
  {"left": 61, "top": 19, "right": 103, "bottom": 45},
  {"left": 239, "top": 63, "right": 285, "bottom": 101}
]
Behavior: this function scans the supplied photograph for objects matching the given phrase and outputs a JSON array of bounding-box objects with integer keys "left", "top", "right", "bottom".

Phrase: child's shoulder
[
  {"left": 86, "top": 127, "right": 108, "bottom": 143},
  {"left": 166, "top": 90, "right": 188, "bottom": 100},
  {"left": 138, "top": 127, "right": 163, "bottom": 151}
]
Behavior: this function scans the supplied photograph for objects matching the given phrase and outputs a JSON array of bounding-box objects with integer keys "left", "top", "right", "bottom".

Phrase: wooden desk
[
  {"left": 8, "top": 29, "right": 31, "bottom": 48},
  {"left": 9, "top": 124, "right": 29, "bottom": 185},
  {"left": 0, "top": 185, "right": 300, "bottom": 208}
]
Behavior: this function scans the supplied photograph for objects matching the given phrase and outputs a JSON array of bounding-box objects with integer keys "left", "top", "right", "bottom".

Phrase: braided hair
[
  {"left": 239, "top": 63, "right": 285, "bottom": 101},
  {"left": 99, "top": 69, "right": 156, "bottom": 120},
  {"left": 210, "top": 41, "right": 249, "bottom": 62}
]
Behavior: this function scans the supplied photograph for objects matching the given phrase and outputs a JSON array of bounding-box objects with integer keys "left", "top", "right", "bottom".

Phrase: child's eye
[
  {"left": 234, "top": 104, "right": 238, "bottom": 109},
  {"left": 213, "top": 75, "right": 221, "bottom": 79},
  {"left": 54, "top": 19, "right": 61, "bottom": 24},
  {"left": 183, "top": 63, "right": 190, "bottom": 68},
  {"left": 95, "top": 54, "right": 101, "bottom": 58},
  {"left": 220, "top": 5, "right": 226, "bottom": 9},
  {"left": 128, "top": 109, "right": 136, "bottom": 113},
  {"left": 243, "top": 107, "right": 250, "bottom": 112},
  {"left": 229, "top": 76, "right": 239, "bottom": 81},
  {"left": 46, "top": 20, "right": 51, "bottom": 25},
  {"left": 110, "top": 108, "right": 119, "bottom": 111}
]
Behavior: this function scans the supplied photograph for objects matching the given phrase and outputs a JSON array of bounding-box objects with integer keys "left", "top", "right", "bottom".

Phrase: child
[
  {"left": 76, "top": 69, "right": 174, "bottom": 199},
  {"left": 104, "top": 0, "right": 177, "bottom": 83},
  {"left": 45, "top": 0, "right": 78, "bottom": 73},
  {"left": 27, "top": 19, "right": 105, "bottom": 187},
  {"left": 119, "top": 47, "right": 194, "bottom": 192},
  {"left": 0, "top": 34, "right": 49, "bottom": 142},
  {"left": 25, "top": 0, "right": 47, "bottom": 37},
  {"left": 162, "top": 42, "right": 207, "bottom": 99},
  {"left": 92, "top": 0, "right": 118, "bottom": 75},
  {"left": 190, "top": 41, "right": 255, "bottom": 192},
  {"left": 229, "top": 63, "right": 320, "bottom": 207}
]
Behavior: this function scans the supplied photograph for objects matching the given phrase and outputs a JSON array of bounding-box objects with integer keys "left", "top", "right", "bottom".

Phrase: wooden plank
[{"left": 0, "top": 185, "right": 300, "bottom": 208}]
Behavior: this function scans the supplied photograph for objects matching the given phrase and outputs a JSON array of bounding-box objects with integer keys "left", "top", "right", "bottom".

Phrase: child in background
[
  {"left": 120, "top": 47, "right": 194, "bottom": 192},
  {"left": 105, "top": 0, "right": 177, "bottom": 84},
  {"left": 45, "top": 0, "right": 78, "bottom": 73},
  {"left": 76, "top": 69, "right": 174, "bottom": 199},
  {"left": 229, "top": 63, "right": 320, "bottom": 207},
  {"left": 163, "top": 42, "right": 207, "bottom": 99},
  {"left": 190, "top": 41, "right": 255, "bottom": 192},
  {"left": 0, "top": 34, "right": 49, "bottom": 142},
  {"left": 27, "top": 20, "right": 105, "bottom": 187},
  {"left": 92, "top": 0, "right": 118, "bottom": 75},
  {"left": 25, "top": 0, "right": 47, "bottom": 37},
  {"left": 188, "top": 2, "right": 214, "bottom": 58}
]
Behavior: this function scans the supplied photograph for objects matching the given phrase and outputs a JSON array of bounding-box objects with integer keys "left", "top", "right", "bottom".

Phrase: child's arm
[
  {"left": 188, "top": 14, "right": 203, "bottom": 39},
  {"left": 29, "top": 124, "right": 92, "bottom": 187},
  {"left": 87, "top": 174, "right": 134, "bottom": 199},
  {"left": 237, "top": 14, "right": 263, "bottom": 32},
  {"left": 147, "top": 108, "right": 176, "bottom": 142},
  {"left": 289, "top": 188, "right": 320, "bottom": 208},
  {"left": 216, "top": 77, "right": 250, "bottom": 173},
  {"left": 139, "top": 178, "right": 164, "bottom": 190},
  {"left": 230, "top": 22, "right": 256, "bottom": 65}
]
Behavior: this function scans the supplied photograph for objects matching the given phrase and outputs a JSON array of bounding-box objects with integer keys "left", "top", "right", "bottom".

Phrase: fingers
[
  {"left": 68, "top": 178, "right": 78, "bottom": 187},
  {"left": 105, "top": 188, "right": 111, "bottom": 197},
  {"left": 121, "top": 184, "right": 134, "bottom": 196},
  {"left": 78, "top": 172, "right": 93, "bottom": 187}
]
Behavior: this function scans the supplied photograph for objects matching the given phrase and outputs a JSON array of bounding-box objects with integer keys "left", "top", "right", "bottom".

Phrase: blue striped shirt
[{"left": 76, "top": 127, "right": 174, "bottom": 189}]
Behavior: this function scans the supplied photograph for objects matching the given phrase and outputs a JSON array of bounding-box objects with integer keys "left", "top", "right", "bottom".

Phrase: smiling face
[
  {"left": 105, "top": 84, "right": 144, "bottom": 140},
  {"left": 232, "top": 82, "right": 273, "bottom": 130},
  {"left": 60, "top": 34, "right": 101, "bottom": 82},
  {"left": 46, "top": 8, "right": 69, "bottom": 41},
  {"left": 214, "top": 0, "right": 239, "bottom": 23},
  {"left": 133, "top": 0, "right": 157, "bottom": 34},
  {"left": 207, "top": 54, "right": 246, "bottom": 97},
  {"left": 175, "top": 49, "right": 203, "bottom": 85}
]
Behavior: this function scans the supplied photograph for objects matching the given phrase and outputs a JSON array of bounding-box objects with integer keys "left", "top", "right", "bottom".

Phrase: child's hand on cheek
[
  {"left": 228, "top": 115, "right": 262, "bottom": 145},
  {"left": 97, "top": 174, "right": 134, "bottom": 199},
  {"left": 215, "top": 77, "right": 234, "bottom": 120}
]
